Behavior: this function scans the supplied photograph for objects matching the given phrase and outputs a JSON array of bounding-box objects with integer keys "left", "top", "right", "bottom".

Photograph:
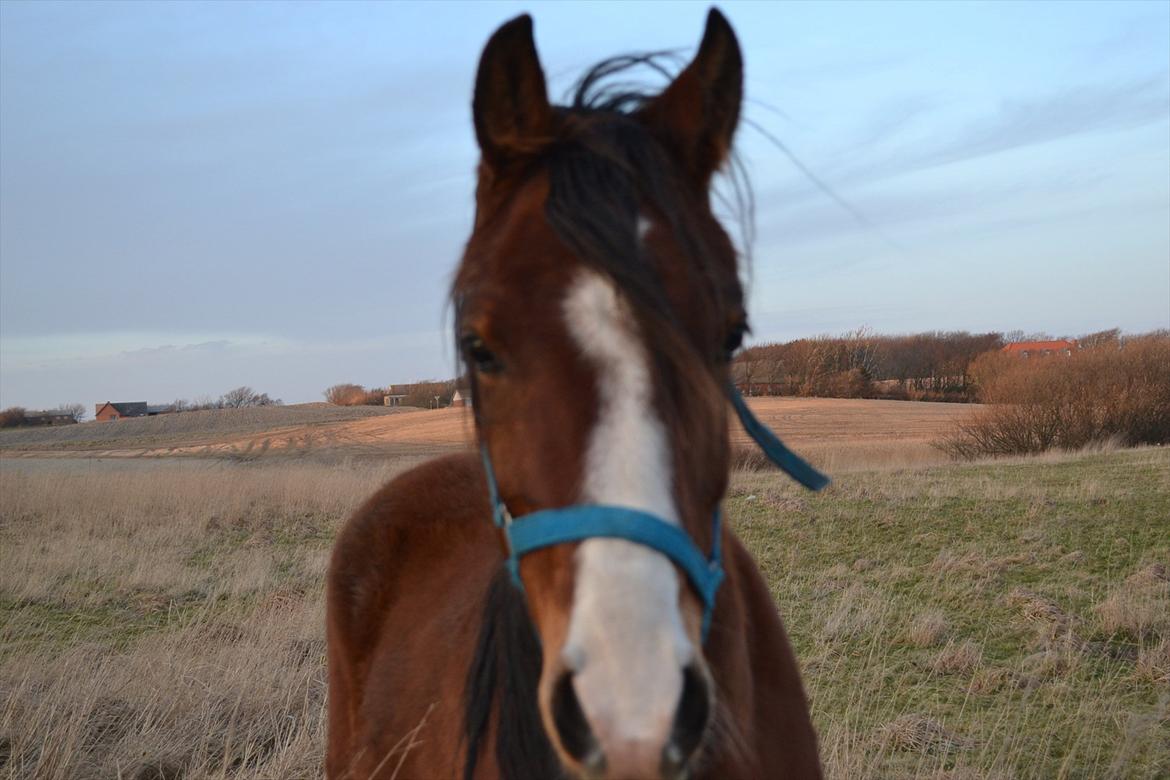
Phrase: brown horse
[{"left": 326, "top": 9, "right": 822, "bottom": 779}]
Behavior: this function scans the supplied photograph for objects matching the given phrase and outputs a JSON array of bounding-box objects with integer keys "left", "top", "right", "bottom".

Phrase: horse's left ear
[
  {"left": 640, "top": 8, "right": 743, "bottom": 188},
  {"left": 472, "top": 14, "right": 553, "bottom": 170}
]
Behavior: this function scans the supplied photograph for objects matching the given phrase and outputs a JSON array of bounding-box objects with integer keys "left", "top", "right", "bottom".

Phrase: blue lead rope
[
  {"left": 727, "top": 386, "right": 831, "bottom": 491},
  {"left": 480, "top": 386, "right": 828, "bottom": 642}
]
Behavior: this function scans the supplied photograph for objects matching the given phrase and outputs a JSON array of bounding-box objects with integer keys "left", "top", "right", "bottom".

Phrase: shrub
[
  {"left": 324, "top": 384, "right": 383, "bottom": 406},
  {"left": 940, "top": 332, "right": 1170, "bottom": 458},
  {"left": 0, "top": 407, "right": 27, "bottom": 428},
  {"left": 324, "top": 384, "right": 366, "bottom": 406}
]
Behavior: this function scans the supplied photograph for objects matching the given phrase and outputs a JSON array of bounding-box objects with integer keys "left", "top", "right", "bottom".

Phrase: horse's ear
[
  {"left": 640, "top": 8, "right": 743, "bottom": 188},
  {"left": 473, "top": 14, "right": 553, "bottom": 168}
]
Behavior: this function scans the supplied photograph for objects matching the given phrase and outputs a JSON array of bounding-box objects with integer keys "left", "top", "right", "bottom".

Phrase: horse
[{"left": 326, "top": 9, "right": 824, "bottom": 779}]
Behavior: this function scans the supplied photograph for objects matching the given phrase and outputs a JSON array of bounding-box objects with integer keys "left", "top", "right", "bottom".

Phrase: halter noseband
[{"left": 479, "top": 384, "right": 829, "bottom": 641}]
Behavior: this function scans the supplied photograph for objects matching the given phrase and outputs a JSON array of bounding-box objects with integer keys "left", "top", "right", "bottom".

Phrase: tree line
[
  {"left": 733, "top": 329, "right": 1004, "bottom": 402},
  {"left": 324, "top": 381, "right": 457, "bottom": 408},
  {"left": 166, "top": 386, "right": 283, "bottom": 411},
  {"left": 732, "top": 329, "right": 1130, "bottom": 402}
]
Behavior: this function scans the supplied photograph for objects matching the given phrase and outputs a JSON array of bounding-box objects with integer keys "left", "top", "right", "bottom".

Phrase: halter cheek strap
[{"left": 480, "top": 384, "right": 828, "bottom": 642}]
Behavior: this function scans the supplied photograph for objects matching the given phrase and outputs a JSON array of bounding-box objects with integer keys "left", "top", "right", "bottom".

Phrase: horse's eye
[
  {"left": 722, "top": 325, "right": 746, "bottom": 361},
  {"left": 461, "top": 334, "right": 503, "bottom": 374}
]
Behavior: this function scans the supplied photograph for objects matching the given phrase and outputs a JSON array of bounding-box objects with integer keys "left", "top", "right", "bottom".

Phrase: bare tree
[
  {"left": 1079, "top": 328, "right": 1121, "bottom": 350},
  {"left": 57, "top": 403, "right": 87, "bottom": 423},
  {"left": 220, "top": 386, "right": 255, "bottom": 408},
  {"left": 218, "top": 386, "right": 281, "bottom": 408}
]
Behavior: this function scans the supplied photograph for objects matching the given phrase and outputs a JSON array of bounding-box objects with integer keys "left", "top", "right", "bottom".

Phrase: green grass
[{"left": 731, "top": 448, "right": 1170, "bottom": 778}]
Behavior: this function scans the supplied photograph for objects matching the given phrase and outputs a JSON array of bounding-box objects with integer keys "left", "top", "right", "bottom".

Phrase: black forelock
[{"left": 544, "top": 53, "right": 746, "bottom": 331}]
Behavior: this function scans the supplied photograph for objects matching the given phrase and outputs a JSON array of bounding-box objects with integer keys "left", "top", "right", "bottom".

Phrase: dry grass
[
  {"left": 929, "top": 640, "right": 982, "bottom": 676},
  {"left": 1136, "top": 640, "right": 1170, "bottom": 684},
  {"left": 879, "top": 714, "right": 969, "bottom": 754},
  {"left": 1094, "top": 581, "right": 1170, "bottom": 641},
  {"left": 1, "top": 443, "right": 1168, "bottom": 779},
  {"left": 0, "top": 458, "right": 406, "bottom": 779},
  {"left": 907, "top": 610, "right": 949, "bottom": 648}
]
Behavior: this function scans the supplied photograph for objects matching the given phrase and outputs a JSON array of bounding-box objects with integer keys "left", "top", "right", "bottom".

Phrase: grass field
[{"left": 0, "top": 404, "right": 1166, "bottom": 778}]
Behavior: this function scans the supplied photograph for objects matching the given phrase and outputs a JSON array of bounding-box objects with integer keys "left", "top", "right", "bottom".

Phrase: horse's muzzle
[{"left": 551, "top": 664, "right": 711, "bottom": 779}]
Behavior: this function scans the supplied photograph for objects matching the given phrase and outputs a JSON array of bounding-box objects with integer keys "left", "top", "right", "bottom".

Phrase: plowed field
[{"left": 1, "top": 398, "right": 976, "bottom": 469}]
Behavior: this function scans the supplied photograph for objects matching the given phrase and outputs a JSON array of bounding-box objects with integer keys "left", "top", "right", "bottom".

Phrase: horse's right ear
[
  {"left": 639, "top": 8, "right": 743, "bottom": 189},
  {"left": 472, "top": 15, "right": 553, "bottom": 169}
]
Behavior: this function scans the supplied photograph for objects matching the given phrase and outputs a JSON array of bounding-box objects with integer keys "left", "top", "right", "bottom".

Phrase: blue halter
[{"left": 480, "top": 384, "right": 829, "bottom": 641}]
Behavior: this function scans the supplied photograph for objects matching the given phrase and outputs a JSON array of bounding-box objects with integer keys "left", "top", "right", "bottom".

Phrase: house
[
  {"left": 383, "top": 393, "right": 406, "bottom": 407},
  {"left": 23, "top": 411, "right": 77, "bottom": 426},
  {"left": 94, "top": 402, "right": 174, "bottom": 421},
  {"left": 94, "top": 401, "right": 148, "bottom": 421},
  {"left": 1002, "top": 340, "right": 1078, "bottom": 359}
]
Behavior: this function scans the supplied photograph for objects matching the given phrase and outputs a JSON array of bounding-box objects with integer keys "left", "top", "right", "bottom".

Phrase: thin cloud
[
  {"left": 752, "top": 73, "right": 1170, "bottom": 221},
  {"left": 855, "top": 93, "right": 943, "bottom": 149},
  {"left": 912, "top": 75, "right": 1170, "bottom": 172}
]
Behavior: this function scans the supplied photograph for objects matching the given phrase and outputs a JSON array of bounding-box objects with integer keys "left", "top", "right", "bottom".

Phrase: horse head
[{"left": 455, "top": 10, "right": 748, "bottom": 778}]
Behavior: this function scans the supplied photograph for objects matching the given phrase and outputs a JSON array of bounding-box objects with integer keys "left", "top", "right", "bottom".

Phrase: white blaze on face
[
  {"left": 637, "top": 215, "right": 654, "bottom": 242},
  {"left": 560, "top": 269, "right": 693, "bottom": 754}
]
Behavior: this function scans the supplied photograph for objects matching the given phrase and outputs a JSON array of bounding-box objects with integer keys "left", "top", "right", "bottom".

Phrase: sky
[{"left": 1, "top": 0, "right": 1167, "bottom": 411}]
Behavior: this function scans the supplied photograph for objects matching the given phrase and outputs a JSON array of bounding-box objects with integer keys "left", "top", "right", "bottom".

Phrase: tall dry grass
[
  {"left": 0, "top": 459, "right": 405, "bottom": 780},
  {"left": 940, "top": 333, "right": 1170, "bottom": 458}
]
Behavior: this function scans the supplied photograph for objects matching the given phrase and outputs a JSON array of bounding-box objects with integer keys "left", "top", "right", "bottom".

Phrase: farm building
[
  {"left": 451, "top": 389, "right": 468, "bottom": 408},
  {"left": 94, "top": 402, "right": 173, "bottom": 421},
  {"left": 95, "top": 402, "right": 147, "bottom": 421},
  {"left": 22, "top": 411, "right": 76, "bottom": 426},
  {"left": 1002, "top": 340, "right": 1078, "bottom": 359}
]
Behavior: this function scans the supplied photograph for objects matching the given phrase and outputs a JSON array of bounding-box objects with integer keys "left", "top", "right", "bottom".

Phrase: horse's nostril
[
  {"left": 551, "top": 671, "right": 604, "bottom": 771},
  {"left": 664, "top": 665, "right": 711, "bottom": 774}
]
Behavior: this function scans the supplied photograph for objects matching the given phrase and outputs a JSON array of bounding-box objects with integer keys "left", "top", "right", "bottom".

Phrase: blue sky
[{"left": 1, "top": 0, "right": 1167, "bottom": 410}]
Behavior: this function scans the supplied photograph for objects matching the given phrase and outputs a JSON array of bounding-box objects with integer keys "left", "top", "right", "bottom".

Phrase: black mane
[{"left": 462, "top": 568, "right": 564, "bottom": 779}]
